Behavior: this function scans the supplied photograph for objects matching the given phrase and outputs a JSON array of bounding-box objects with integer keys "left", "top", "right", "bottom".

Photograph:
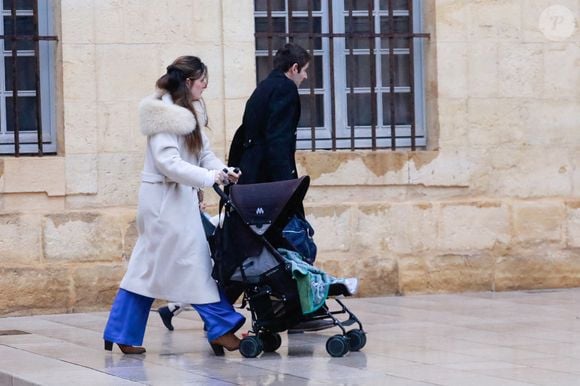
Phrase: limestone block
[
  {"left": 43, "top": 212, "right": 123, "bottom": 261},
  {"left": 304, "top": 185, "right": 417, "bottom": 206},
  {"left": 486, "top": 147, "right": 573, "bottom": 197},
  {"left": 223, "top": 41, "right": 257, "bottom": 99},
  {"left": 495, "top": 248, "right": 580, "bottom": 291},
  {"left": 165, "top": 0, "right": 196, "bottom": 43},
  {"left": 468, "top": 1, "right": 522, "bottom": 40},
  {"left": 438, "top": 202, "right": 510, "bottom": 251},
  {"left": 191, "top": 0, "right": 222, "bottom": 42},
  {"left": 3, "top": 157, "right": 65, "bottom": 196},
  {"left": 408, "top": 150, "right": 476, "bottom": 187},
  {"left": 61, "top": 44, "right": 97, "bottom": 101},
  {"left": 523, "top": 100, "right": 580, "bottom": 146},
  {"left": 363, "top": 203, "right": 438, "bottom": 254},
  {"left": 296, "top": 151, "right": 409, "bottom": 185},
  {"left": 3, "top": 194, "right": 65, "bottom": 213},
  {"left": 65, "top": 154, "right": 98, "bottom": 195},
  {"left": 318, "top": 252, "right": 398, "bottom": 296},
  {"left": 0, "top": 214, "right": 42, "bottom": 262},
  {"left": 223, "top": 98, "right": 248, "bottom": 148},
  {"left": 71, "top": 263, "right": 125, "bottom": 311},
  {"left": 222, "top": 0, "right": 255, "bottom": 43},
  {"left": 351, "top": 204, "right": 391, "bottom": 254},
  {"left": 121, "top": 1, "right": 171, "bottom": 44},
  {"left": 466, "top": 98, "right": 526, "bottom": 146},
  {"left": 95, "top": 45, "right": 159, "bottom": 102},
  {"left": 498, "top": 42, "right": 544, "bottom": 98},
  {"left": 399, "top": 253, "right": 494, "bottom": 294},
  {"left": 566, "top": 201, "right": 580, "bottom": 248},
  {"left": 436, "top": 42, "right": 468, "bottom": 98},
  {"left": 437, "top": 98, "right": 469, "bottom": 149},
  {"left": 512, "top": 201, "right": 566, "bottom": 244},
  {"left": 97, "top": 152, "right": 142, "bottom": 206},
  {"left": 434, "top": 0, "right": 468, "bottom": 42},
  {"left": 307, "top": 205, "right": 354, "bottom": 252},
  {"left": 468, "top": 41, "right": 498, "bottom": 97},
  {"left": 543, "top": 43, "right": 580, "bottom": 99},
  {"left": 94, "top": 1, "right": 126, "bottom": 44},
  {"left": 204, "top": 98, "right": 226, "bottom": 147},
  {"left": 60, "top": 0, "right": 95, "bottom": 44},
  {"left": 0, "top": 267, "right": 71, "bottom": 315},
  {"left": 97, "top": 101, "right": 143, "bottom": 153},
  {"left": 63, "top": 100, "right": 98, "bottom": 154}
]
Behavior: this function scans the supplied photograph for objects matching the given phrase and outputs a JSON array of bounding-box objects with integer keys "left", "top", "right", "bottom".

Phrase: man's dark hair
[{"left": 273, "top": 43, "right": 311, "bottom": 72}]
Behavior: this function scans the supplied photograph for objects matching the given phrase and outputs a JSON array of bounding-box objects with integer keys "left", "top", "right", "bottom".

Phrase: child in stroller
[{"left": 210, "top": 175, "right": 366, "bottom": 358}]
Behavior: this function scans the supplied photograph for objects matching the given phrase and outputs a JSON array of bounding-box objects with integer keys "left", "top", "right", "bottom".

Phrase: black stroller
[{"left": 210, "top": 176, "right": 366, "bottom": 358}]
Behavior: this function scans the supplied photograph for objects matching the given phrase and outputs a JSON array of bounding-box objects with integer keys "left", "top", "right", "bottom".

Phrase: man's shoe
[{"left": 158, "top": 306, "right": 176, "bottom": 331}]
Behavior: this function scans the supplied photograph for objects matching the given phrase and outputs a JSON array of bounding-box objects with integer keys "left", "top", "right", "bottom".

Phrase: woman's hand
[
  {"left": 213, "top": 169, "right": 229, "bottom": 185},
  {"left": 225, "top": 167, "right": 242, "bottom": 184}
]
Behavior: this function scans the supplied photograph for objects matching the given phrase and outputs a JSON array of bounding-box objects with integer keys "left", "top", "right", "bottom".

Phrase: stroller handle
[
  {"left": 212, "top": 167, "right": 240, "bottom": 202},
  {"left": 213, "top": 183, "right": 229, "bottom": 201}
]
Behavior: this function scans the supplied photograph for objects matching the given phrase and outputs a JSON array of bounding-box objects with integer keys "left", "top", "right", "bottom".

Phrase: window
[
  {"left": 254, "top": 0, "right": 428, "bottom": 150},
  {"left": 0, "top": 0, "right": 57, "bottom": 156}
]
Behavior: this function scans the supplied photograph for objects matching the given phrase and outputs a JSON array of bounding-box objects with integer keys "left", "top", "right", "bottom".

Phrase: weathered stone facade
[{"left": 0, "top": 0, "right": 579, "bottom": 316}]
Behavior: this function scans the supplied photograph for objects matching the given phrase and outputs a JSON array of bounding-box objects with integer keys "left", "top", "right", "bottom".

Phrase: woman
[{"left": 103, "top": 56, "right": 245, "bottom": 356}]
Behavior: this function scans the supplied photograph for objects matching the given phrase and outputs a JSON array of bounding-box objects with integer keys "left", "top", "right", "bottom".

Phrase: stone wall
[{"left": 0, "top": 0, "right": 579, "bottom": 316}]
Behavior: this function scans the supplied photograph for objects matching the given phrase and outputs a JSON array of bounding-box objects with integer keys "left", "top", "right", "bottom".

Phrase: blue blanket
[{"left": 278, "top": 248, "right": 345, "bottom": 314}]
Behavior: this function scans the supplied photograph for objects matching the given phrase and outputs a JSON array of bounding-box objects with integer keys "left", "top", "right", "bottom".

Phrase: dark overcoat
[{"left": 228, "top": 69, "right": 300, "bottom": 184}]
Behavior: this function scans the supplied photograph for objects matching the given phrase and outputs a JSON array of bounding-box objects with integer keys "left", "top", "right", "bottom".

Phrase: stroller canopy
[{"left": 229, "top": 176, "right": 310, "bottom": 235}]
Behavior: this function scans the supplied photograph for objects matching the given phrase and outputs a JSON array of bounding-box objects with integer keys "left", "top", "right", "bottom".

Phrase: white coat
[{"left": 120, "top": 91, "right": 226, "bottom": 304}]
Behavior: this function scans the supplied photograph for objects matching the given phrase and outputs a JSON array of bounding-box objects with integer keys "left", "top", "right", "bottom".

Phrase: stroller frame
[{"left": 212, "top": 177, "right": 366, "bottom": 358}]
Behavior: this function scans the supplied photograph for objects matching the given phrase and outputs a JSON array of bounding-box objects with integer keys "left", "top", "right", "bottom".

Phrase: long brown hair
[{"left": 155, "top": 56, "right": 207, "bottom": 154}]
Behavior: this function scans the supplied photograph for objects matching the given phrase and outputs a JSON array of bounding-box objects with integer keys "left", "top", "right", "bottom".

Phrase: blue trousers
[{"left": 103, "top": 288, "right": 245, "bottom": 346}]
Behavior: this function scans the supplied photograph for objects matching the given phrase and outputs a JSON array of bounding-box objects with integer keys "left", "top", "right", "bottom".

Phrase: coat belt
[{"left": 141, "top": 171, "right": 174, "bottom": 184}]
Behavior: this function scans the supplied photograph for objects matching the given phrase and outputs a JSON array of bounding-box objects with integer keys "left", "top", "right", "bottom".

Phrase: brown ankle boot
[
  {"left": 104, "top": 340, "right": 146, "bottom": 354},
  {"left": 209, "top": 332, "right": 240, "bottom": 352}
]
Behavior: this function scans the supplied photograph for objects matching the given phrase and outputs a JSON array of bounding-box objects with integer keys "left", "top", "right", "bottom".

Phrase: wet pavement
[{"left": 1, "top": 288, "right": 580, "bottom": 385}]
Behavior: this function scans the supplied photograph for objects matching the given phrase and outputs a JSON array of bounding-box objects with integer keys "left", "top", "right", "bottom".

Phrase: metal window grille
[
  {"left": 0, "top": 0, "right": 57, "bottom": 156},
  {"left": 254, "top": 0, "right": 429, "bottom": 151}
]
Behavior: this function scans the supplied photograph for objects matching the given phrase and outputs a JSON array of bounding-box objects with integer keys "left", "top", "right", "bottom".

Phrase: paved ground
[{"left": 1, "top": 288, "right": 580, "bottom": 385}]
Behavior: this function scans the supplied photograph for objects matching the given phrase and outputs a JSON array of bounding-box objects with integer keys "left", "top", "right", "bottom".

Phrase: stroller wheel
[
  {"left": 259, "top": 332, "right": 282, "bottom": 352},
  {"left": 239, "top": 336, "right": 263, "bottom": 358},
  {"left": 346, "top": 329, "right": 366, "bottom": 351},
  {"left": 326, "top": 335, "right": 349, "bottom": 357}
]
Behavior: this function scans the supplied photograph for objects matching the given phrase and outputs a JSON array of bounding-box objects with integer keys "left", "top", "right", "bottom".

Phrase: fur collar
[{"left": 139, "top": 91, "right": 206, "bottom": 136}]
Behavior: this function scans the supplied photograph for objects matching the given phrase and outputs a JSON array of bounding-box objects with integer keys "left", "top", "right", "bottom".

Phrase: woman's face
[{"left": 188, "top": 74, "right": 208, "bottom": 100}]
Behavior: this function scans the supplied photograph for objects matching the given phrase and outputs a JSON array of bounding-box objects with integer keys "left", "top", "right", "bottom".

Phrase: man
[
  {"left": 158, "top": 43, "right": 312, "bottom": 331},
  {"left": 228, "top": 42, "right": 310, "bottom": 183}
]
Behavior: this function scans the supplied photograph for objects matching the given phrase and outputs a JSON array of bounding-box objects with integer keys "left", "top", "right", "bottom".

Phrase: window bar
[
  {"left": 10, "top": 0, "right": 20, "bottom": 156},
  {"left": 288, "top": 0, "right": 294, "bottom": 43},
  {"left": 267, "top": 0, "right": 273, "bottom": 68},
  {"left": 347, "top": 0, "right": 355, "bottom": 151},
  {"left": 387, "top": 0, "right": 397, "bottom": 150},
  {"left": 307, "top": 0, "right": 316, "bottom": 151},
  {"left": 328, "top": 0, "right": 337, "bottom": 151},
  {"left": 33, "top": 0, "right": 43, "bottom": 155},
  {"left": 367, "top": 0, "right": 377, "bottom": 150},
  {"left": 287, "top": 0, "right": 293, "bottom": 43},
  {"left": 407, "top": 0, "right": 416, "bottom": 150}
]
